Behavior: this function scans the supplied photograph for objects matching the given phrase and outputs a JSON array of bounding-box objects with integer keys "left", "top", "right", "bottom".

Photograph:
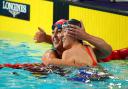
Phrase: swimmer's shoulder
[{"left": 62, "top": 50, "right": 72, "bottom": 59}]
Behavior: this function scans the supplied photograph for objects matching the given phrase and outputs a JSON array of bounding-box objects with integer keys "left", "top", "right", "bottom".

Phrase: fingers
[
  {"left": 80, "top": 21, "right": 85, "bottom": 30},
  {"left": 34, "top": 33, "right": 38, "bottom": 42},
  {"left": 38, "top": 27, "right": 44, "bottom": 33},
  {"left": 66, "top": 28, "right": 83, "bottom": 40},
  {"left": 34, "top": 32, "right": 42, "bottom": 43},
  {"left": 66, "top": 30, "right": 78, "bottom": 39},
  {"left": 69, "top": 24, "right": 80, "bottom": 29},
  {"left": 67, "top": 28, "right": 80, "bottom": 34},
  {"left": 34, "top": 36, "right": 40, "bottom": 43},
  {"left": 67, "top": 30, "right": 76, "bottom": 36},
  {"left": 34, "top": 27, "right": 46, "bottom": 43},
  {"left": 35, "top": 40, "right": 40, "bottom": 43},
  {"left": 64, "top": 27, "right": 74, "bottom": 31},
  {"left": 66, "top": 33, "right": 75, "bottom": 38}
]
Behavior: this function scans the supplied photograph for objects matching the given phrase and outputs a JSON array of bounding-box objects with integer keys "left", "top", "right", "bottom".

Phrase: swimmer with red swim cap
[{"left": 34, "top": 19, "right": 112, "bottom": 64}]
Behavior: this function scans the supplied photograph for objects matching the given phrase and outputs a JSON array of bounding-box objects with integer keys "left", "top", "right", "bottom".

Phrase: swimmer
[
  {"left": 34, "top": 19, "right": 112, "bottom": 63},
  {"left": 43, "top": 19, "right": 98, "bottom": 67}
]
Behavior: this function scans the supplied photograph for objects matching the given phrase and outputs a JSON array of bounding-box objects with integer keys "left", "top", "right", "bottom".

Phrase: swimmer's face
[
  {"left": 52, "top": 27, "right": 63, "bottom": 49},
  {"left": 62, "top": 26, "right": 76, "bottom": 49}
]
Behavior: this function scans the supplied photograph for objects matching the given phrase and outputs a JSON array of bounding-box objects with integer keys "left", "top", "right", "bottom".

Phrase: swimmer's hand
[
  {"left": 42, "top": 56, "right": 51, "bottom": 66},
  {"left": 34, "top": 27, "right": 52, "bottom": 44},
  {"left": 66, "top": 21, "right": 88, "bottom": 40},
  {"left": 34, "top": 27, "right": 47, "bottom": 43}
]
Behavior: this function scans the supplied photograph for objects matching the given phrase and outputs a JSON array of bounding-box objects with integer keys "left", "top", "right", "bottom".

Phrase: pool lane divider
[
  {"left": 0, "top": 63, "right": 46, "bottom": 69},
  {"left": 0, "top": 48, "right": 128, "bottom": 69},
  {"left": 100, "top": 48, "right": 128, "bottom": 62}
]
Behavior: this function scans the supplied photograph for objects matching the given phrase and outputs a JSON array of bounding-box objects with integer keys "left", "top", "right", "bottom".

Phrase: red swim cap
[
  {"left": 55, "top": 19, "right": 67, "bottom": 25},
  {"left": 52, "top": 19, "right": 67, "bottom": 30}
]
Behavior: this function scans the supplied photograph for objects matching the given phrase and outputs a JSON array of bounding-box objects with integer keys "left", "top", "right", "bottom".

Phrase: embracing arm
[
  {"left": 67, "top": 22, "right": 112, "bottom": 59},
  {"left": 42, "top": 50, "right": 76, "bottom": 66},
  {"left": 83, "top": 33, "right": 112, "bottom": 59},
  {"left": 42, "top": 50, "right": 64, "bottom": 66}
]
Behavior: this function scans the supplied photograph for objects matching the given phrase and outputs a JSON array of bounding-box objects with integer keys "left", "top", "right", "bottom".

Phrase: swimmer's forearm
[
  {"left": 45, "top": 35, "right": 52, "bottom": 44},
  {"left": 83, "top": 33, "right": 112, "bottom": 58},
  {"left": 49, "top": 58, "right": 64, "bottom": 65}
]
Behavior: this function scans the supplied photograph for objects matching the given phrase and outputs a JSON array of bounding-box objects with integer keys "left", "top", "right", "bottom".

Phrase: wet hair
[
  {"left": 68, "top": 19, "right": 83, "bottom": 44},
  {"left": 68, "top": 19, "right": 81, "bottom": 27}
]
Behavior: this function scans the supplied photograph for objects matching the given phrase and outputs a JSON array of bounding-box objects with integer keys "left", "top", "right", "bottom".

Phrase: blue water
[{"left": 0, "top": 39, "right": 128, "bottom": 89}]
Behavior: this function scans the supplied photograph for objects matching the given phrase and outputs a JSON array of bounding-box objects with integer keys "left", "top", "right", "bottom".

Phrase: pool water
[{"left": 0, "top": 39, "right": 128, "bottom": 89}]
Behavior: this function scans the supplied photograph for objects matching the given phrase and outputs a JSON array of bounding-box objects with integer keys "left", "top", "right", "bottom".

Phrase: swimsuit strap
[{"left": 85, "top": 46, "right": 97, "bottom": 66}]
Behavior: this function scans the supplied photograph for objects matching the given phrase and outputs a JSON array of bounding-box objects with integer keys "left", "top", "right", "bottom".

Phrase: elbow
[
  {"left": 108, "top": 45, "right": 112, "bottom": 55},
  {"left": 104, "top": 45, "right": 112, "bottom": 58}
]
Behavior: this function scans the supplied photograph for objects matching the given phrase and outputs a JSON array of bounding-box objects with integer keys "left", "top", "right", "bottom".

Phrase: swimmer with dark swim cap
[
  {"left": 41, "top": 19, "right": 112, "bottom": 82},
  {"left": 34, "top": 18, "right": 112, "bottom": 62},
  {"left": 43, "top": 19, "right": 98, "bottom": 67},
  {"left": 0, "top": 19, "right": 112, "bottom": 82}
]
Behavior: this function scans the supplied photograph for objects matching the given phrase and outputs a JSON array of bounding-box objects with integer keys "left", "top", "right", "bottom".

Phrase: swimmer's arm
[
  {"left": 83, "top": 34, "right": 112, "bottom": 59},
  {"left": 80, "top": 22, "right": 112, "bottom": 59},
  {"left": 49, "top": 54, "right": 83, "bottom": 67},
  {"left": 42, "top": 50, "right": 66, "bottom": 66},
  {"left": 34, "top": 27, "right": 52, "bottom": 44},
  {"left": 67, "top": 22, "right": 112, "bottom": 59},
  {"left": 48, "top": 51, "right": 75, "bottom": 66},
  {"left": 42, "top": 50, "right": 59, "bottom": 65},
  {"left": 48, "top": 58, "right": 64, "bottom": 65},
  {"left": 48, "top": 51, "right": 70, "bottom": 66},
  {"left": 49, "top": 58, "right": 77, "bottom": 67},
  {"left": 44, "top": 34, "right": 52, "bottom": 44},
  {"left": 43, "top": 50, "right": 78, "bottom": 66}
]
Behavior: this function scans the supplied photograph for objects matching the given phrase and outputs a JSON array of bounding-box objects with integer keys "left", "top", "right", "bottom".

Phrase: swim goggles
[{"left": 52, "top": 22, "right": 69, "bottom": 31}]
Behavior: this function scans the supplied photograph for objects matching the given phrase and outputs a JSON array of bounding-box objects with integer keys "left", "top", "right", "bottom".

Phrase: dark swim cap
[
  {"left": 68, "top": 19, "right": 81, "bottom": 27},
  {"left": 68, "top": 19, "right": 83, "bottom": 44}
]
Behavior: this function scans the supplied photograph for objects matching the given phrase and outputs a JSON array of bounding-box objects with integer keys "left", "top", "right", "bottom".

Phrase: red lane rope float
[
  {"left": 119, "top": 48, "right": 128, "bottom": 59},
  {"left": 0, "top": 63, "right": 46, "bottom": 69},
  {"left": 0, "top": 64, "right": 3, "bottom": 69},
  {"left": 0, "top": 63, "right": 64, "bottom": 75},
  {"left": 0, "top": 48, "right": 127, "bottom": 69},
  {"left": 101, "top": 48, "right": 128, "bottom": 62}
]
